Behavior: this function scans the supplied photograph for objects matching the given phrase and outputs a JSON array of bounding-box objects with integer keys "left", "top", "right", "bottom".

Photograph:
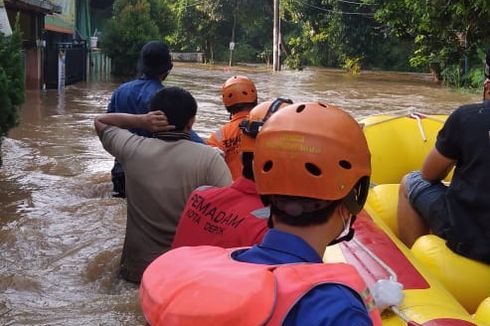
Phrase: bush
[
  {"left": 464, "top": 67, "right": 484, "bottom": 90},
  {"left": 233, "top": 43, "right": 260, "bottom": 63},
  {"left": 441, "top": 64, "right": 462, "bottom": 87},
  {"left": 342, "top": 56, "right": 362, "bottom": 75},
  {"left": 0, "top": 18, "right": 25, "bottom": 166},
  {"left": 284, "top": 36, "right": 307, "bottom": 70}
]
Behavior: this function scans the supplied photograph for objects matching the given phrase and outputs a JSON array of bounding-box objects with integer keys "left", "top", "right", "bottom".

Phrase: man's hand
[
  {"left": 94, "top": 111, "right": 176, "bottom": 137},
  {"left": 145, "top": 111, "right": 175, "bottom": 133}
]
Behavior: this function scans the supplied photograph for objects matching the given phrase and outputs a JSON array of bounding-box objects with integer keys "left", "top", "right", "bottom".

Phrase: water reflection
[{"left": 0, "top": 63, "right": 481, "bottom": 325}]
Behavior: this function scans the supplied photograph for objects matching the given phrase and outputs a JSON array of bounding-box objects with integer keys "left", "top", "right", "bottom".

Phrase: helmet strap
[
  {"left": 342, "top": 177, "right": 370, "bottom": 215},
  {"left": 263, "top": 97, "right": 293, "bottom": 122},
  {"left": 328, "top": 215, "right": 357, "bottom": 246}
]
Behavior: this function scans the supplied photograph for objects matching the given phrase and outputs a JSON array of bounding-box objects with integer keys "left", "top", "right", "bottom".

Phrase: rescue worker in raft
[
  {"left": 207, "top": 75, "right": 258, "bottom": 180},
  {"left": 397, "top": 50, "right": 490, "bottom": 264},
  {"left": 140, "top": 103, "right": 403, "bottom": 325},
  {"left": 171, "top": 98, "right": 292, "bottom": 249}
]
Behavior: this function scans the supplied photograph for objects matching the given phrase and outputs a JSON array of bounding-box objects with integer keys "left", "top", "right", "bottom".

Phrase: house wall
[{"left": 6, "top": 7, "right": 44, "bottom": 89}]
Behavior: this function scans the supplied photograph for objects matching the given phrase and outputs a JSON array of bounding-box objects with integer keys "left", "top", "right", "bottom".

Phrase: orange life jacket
[
  {"left": 140, "top": 246, "right": 382, "bottom": 326},
  {"left": 207, "top": 111, "right": 249, "bottom": 180}
]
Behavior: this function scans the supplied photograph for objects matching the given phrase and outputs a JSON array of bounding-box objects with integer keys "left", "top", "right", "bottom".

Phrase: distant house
[
  {"left": 4, "top": 0, "right": 61, "bottom": 89},
  {"left": 3, "top": 0, "right": 115, "bottom": 89},
  {"left": 43, "top": 0, "right": 114, "bottom": 88},
  {"left": 43, "top": 0, "right": 86, "bottom": 88}
]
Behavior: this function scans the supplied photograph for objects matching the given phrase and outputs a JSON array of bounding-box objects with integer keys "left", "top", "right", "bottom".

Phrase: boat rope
[
  {"left": 409, "top": 113, "right": 427, "bottom": 142},
  {"left": 361, "top": 110, "right": 446, "bottom": 142},
  {"left": 391, "top": 306, "right": 423, "bottom": 326},
  {"left": 357, "top": 107, "right": 413, "bottom": 121},
  {"left": 361, "top": 114, "right": 407, "bottom": 128}
]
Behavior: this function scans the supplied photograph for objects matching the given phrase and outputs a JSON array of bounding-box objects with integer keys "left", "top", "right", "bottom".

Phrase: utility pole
[
  {"left": 273, "top": 0, "right": 280, "bottom": 71},
  {"left": 229, "top": 0, "right": 238, "bottom": 66}
]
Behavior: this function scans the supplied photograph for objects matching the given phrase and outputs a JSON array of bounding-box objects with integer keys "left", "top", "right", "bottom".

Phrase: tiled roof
[{"left": 5, "top": 0, "right": 62, "bottom": 14}]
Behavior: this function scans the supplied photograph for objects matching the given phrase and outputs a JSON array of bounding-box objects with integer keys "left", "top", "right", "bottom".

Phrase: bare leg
[{"left": 397, "top": 175, "right": 430, "bottom": 248}]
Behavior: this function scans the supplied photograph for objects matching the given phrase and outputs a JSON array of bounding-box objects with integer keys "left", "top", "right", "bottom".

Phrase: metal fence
[{"left": 44, "top": 41, "right": 87, "bottom": 89}]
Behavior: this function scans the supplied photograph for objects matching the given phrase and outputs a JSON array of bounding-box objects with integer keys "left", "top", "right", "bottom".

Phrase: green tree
[
  {"left": 167, "top": 0, "right": 272, "bottom": 64},
  {"left": 281, "top": 0, "right": 396, "bottom": 71},
  {"left": 0, "top": 18, "right": 25, "bottom": 166},
  {"left": 367, "top": 0, "right": 490, "bottom": 84},
  {"left": 101, "top": 0, "right": 175, "bottom": 77},
  {"left": 169, "top": 0, "right": 232, "bottom": 63}
]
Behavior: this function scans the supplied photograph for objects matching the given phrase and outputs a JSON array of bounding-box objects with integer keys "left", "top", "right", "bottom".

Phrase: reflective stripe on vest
[
  {"left": 214, "top": 128, "right": 223, "bottom": 142},
  {"left": 141, "top": 246, "right": 382, "bottom": 326},
  {"left": 250, "top": 206, "right": 270, "bottom": 219}
]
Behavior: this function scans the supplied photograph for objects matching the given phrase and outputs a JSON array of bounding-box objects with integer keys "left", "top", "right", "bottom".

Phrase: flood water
[{"left": 0, "top": 63, "right": 481, "bottom": 325}]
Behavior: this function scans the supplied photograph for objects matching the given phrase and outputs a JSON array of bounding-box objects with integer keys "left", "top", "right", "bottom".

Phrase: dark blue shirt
[
  {"left": 107, "top": 78, "right": 204, "bottom": 142},
  {"left": 107, "top": 78, "right": 204, "bottom": 173},
  {"left": 107, "top": 78, "right": 164, "bottom": 136},
  {"left": 234, "top": 229, "right": 373, "bottom": 326}
]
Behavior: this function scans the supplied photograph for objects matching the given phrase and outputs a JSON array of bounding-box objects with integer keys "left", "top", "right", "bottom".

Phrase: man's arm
[
  {"left": 94, "top": 111, "right": 175, "bottom": 137},
  {"left": 421, "top": 147, "right": 456, "bottom": 182}
]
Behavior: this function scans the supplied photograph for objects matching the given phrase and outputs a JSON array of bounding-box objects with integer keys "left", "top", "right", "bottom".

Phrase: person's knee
[{"left": 399, "top": 174, "right": 411, "bottom": 199}]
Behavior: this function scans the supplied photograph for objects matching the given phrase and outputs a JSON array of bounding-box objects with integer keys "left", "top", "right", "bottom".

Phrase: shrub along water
[{"left": 0, "top": 17, "right": 24, "bottom": 166}]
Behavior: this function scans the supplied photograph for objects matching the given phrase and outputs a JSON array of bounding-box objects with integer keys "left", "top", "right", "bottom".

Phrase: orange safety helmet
[
  {"left": 221, "top": 75, "right": 257, "bottom": 108},
  {"left": 239, "top": 98, "right": 293, "bottom": 153},
  {"left": 253, "top": 102, "right": 371, "bottom": 215}
]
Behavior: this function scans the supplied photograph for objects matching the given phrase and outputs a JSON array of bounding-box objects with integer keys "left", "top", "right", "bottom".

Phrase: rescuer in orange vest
[
  {"left": 171, "top": 98, "right": 292, "bottom": 249},
  {"left": 207, "top": 75, "right": 258, "bottom": 180},
  {"left": 140, "top": 102, "right": 384, "bottom": 325}
]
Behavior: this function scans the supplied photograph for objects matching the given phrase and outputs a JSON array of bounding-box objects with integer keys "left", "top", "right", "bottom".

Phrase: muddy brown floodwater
[{"left": 0, "top": 63, "right": 481, "bottom": 325}]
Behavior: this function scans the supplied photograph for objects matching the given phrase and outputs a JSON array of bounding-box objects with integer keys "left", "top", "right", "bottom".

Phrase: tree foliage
[
  {"left": 101, "top": 0, "right": 490, "bottom": 86},
  {"left": 101, "top": 0, "right": 174, "bottom": 77},
  {"left": 366, "top": 0, "right": 490, "bottom": 83},
  {"left": 166, "top": 0, "right": 272, "bottom": 64},
  {"left": 0, "top": 18, "right": 25, "bottom": 165}
]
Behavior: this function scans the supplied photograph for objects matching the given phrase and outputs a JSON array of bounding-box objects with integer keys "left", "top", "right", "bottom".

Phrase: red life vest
[
  {"left": 171, "top": 177, "right": 268, "bottom": 249},
  {"left": 140, "top": 246, "right": 382, "bottom": 326}
]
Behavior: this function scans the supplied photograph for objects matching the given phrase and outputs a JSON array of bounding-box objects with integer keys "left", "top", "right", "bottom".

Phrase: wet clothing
[
  {"left": 408, "top": 100, "right": 490, "bottom": 263},
  {"left": 141, "top": 230, "right": 377, "bottom": 326},
  {"left": 107, "top": 77, "right": 204, "bottom": 197},
  {"left": 100, "top": 126, "right": 231, "bottom": 283},
  {"left": 171, "top": 177, "right": 268, "bottom": 249},
  {"left": 207, "top": 110, "right": 249, "bottom": 180}
]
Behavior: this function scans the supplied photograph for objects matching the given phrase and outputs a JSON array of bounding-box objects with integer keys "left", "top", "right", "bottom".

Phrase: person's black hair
[
  {"left": 137, "top": 41, "right": 173, "bottom": 80},
  {"left": 241, "top": 152, "right": 254, "bottom": 181},
  {"left": 226, "top": 102, "right": 257, "bottom": 116},
  {"left": 149, "top": 87, "right": 197, "bottom": 131},
  {"left": 263, "top": 195, "right": 340, "bottom": 228}
]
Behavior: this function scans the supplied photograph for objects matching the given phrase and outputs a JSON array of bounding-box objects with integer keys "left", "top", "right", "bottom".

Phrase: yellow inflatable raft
[
  {"left": 367, "top": 184, "right": 490, "bottom": 318},
  {"left": 361, "top": 113, "right": 450, "bottom": 185},
  {"left": 358, "top": 112, "right": 490, "bottom": 323}
]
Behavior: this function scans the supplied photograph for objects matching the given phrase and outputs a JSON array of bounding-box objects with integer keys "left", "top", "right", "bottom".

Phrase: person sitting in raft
[
  {"left": 171, "top": 98, "right": 292, "bottom": 249},
  {"left": 397, "top": 71, "right": 490, "bottom": 264},
  {"left": 107, "top": 40, "right": 204, "bottom": 198},
  {"left": 94, "top": 87, "right": 231, "bottom": 283},
  {"left": 207, "top": 75, "right": 258, "bottom": 180},
  {"left": 140, "top": 102, "right": 385, "bottom": 325}
]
